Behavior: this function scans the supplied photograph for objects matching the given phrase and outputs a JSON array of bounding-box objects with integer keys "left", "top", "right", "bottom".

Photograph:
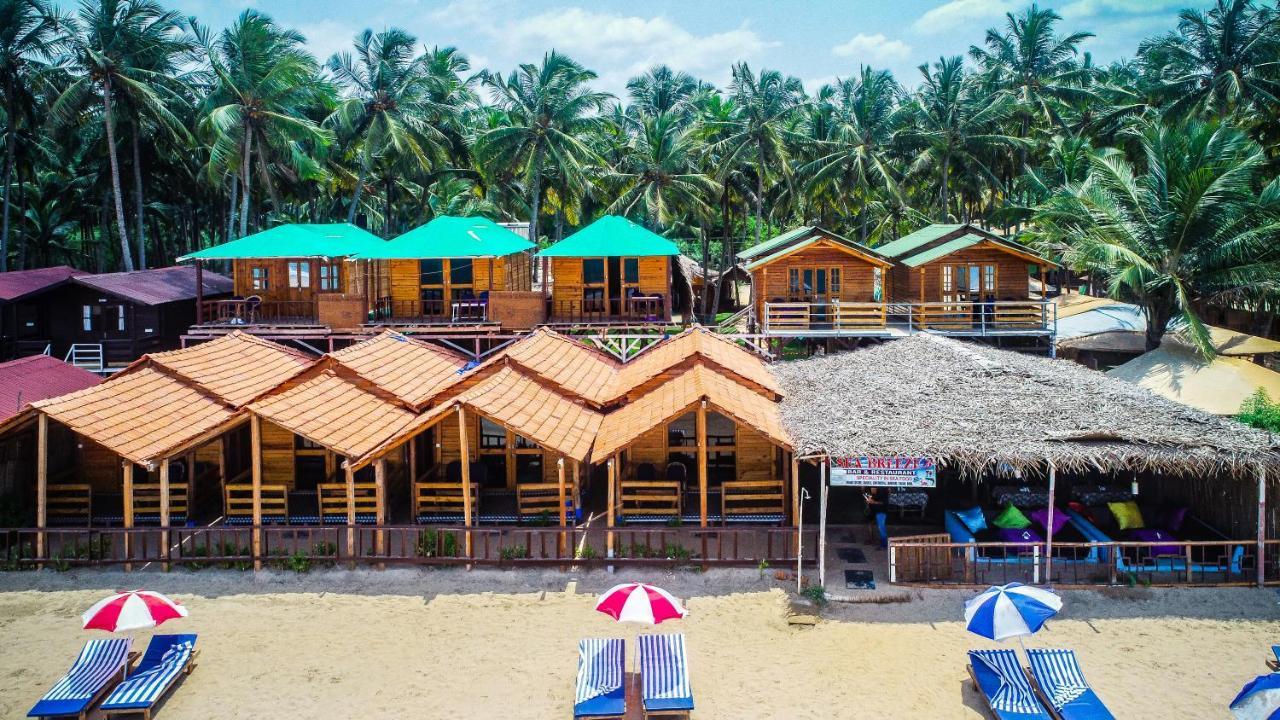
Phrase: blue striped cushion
[
  {"left": 639, "top": 634, "right": 693, "bottom": 711},
  {"left": 29, "top": 638, "right": 131, "bottom": 717},
  {"left": 101, "top": 637, "right": 195, "bottom": 710},
  {"left": 574, "top": 638, "right": 624, "bottom": 717},
  {"left": 970, "top": 649, "right": 1046, "bottom": 716}
]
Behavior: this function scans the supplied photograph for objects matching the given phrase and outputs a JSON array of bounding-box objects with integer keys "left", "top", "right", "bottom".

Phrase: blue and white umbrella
[
  {"left": 1231, "top": 674, "right": 1280, "bottom": 719},
  {"left": 964, "top": 582, "right": 1062, "bottom": 642}
]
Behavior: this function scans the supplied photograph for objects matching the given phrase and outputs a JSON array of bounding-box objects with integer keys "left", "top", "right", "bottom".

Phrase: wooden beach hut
[
  {"left": 349, "top": 216, "right": 538, "bottom": 327},
  {"left": 539, "top": 216, "right": 680, "bottom": 323},
  {"left": 736, "top": 226, "right": 894, "bottom": 333},
  {"left": 180, "top": 223, "right": 385, "bottom": 327}
]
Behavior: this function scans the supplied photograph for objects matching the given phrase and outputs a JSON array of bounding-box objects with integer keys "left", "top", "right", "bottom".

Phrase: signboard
[{"left": 828, "top": 456, "right": 936, "bottom": 488}]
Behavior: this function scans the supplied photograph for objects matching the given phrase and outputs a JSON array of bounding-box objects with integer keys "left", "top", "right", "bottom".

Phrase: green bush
[
  {"left": 416, "top": 529, "right": 459, "bottom": 558},
  {"left": 1239, "top": 389, "right": 1280, "bottom": 432},
  {"left": 499, "top": 544, "right": 529, "bottom": 561},
  {"left": 575, "top": 544, "right": 599, "bottom": 560},
  {"left": 801, "top": 584, "right": 828, "bottom": 607},
  {"left": 1, "top": 541, "right": 33, "bottom": 571}
]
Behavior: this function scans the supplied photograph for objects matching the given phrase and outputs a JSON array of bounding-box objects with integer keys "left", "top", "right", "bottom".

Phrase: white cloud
[
  {"left": 1059, "top": 0, "right": 1184, "bottom": 19},
  {"left": 832, "top": 33, "right": 912, "bottom": 63},
  {"left": 912, "top": 0, "right": 1018, "bottom": 35},
  {"left": 299, "top": 20, "right": 358, "bottom": 65}
]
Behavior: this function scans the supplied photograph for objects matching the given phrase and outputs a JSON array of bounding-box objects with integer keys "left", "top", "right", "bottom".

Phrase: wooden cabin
[
  {"left": 352, "top": 216, "right": 538, "bottom": 327},
  {"left": 181, "top": 223, "right": 384, "bottom": 328},
  {"left": 0, "top": 265, "right": 231, "bottom": 365},
  {"left": 540, "top": 216, "right": 678, "bottom": 323},
  {"left": 737, "top": 226, "right": 894, "bottom": 333}
]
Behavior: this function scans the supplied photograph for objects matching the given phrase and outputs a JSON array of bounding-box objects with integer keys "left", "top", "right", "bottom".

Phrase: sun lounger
[
  {"left": 639, "top": 634, "right": 693, "bottom": 719},
  {"left": 101, "top": 634, "right": 198, "bottom": 719},
  {"left": 575, "top": 638, "right": 625, "bottom": 718},
  {"left": 968, "top": 649, "right": 1051, "bottom": 720},
  {"left": 28, "top": 637, "right": 133, "bottom": 719},
  {"left": 1268, "top": 645, "right": 1280, "bottom": 671},
  {"left": 1025, "top": 649, "right": 1115, "bottom": 720}
]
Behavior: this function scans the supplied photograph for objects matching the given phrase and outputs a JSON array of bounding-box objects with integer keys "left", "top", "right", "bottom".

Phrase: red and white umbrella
[
  {"left": 595, "top": 583, "right": 687, "bottom": 625},
  {"left": 82, "top": 590, "right": 188, "bottom": 633}
]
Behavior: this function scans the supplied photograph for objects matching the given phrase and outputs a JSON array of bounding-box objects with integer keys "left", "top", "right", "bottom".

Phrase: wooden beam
[
  {"left": 1259, "top": 464, "right": 1268, "bottom": 588},
  {"left": 345, "top": 464, "right": 356, "bottom": 566},
  {"left": 250, "top": 414, "right": 263, "bottom": 571},
  {"left": 36, "top": 413, "right": 47, "bottom": 563},
  {"left": 159, "top": 459, "right": 171, "bottom": 572},
  {"left": 697, "top": 400, "right": 708, "bottom": 527},
  {"left": 122, "top": 460, "right": 134, "bottom": 571},
  {"left": 375, "top": 458, "right": 387, "bottom": 568},
  {"left": 607, "top": 456, "right": 617, "bottom": 564},
  {"left": 458, "top": 406, "right": 472, "bottom": 558},
  {"left": 195, "top": 259, "right": 204, "bottom": 324},
  {"left": 1045, "top": 462, "right": 1056, "bottom": 586},
  {"left": 665, "top": 257, "right": 673, "bottom": 321},
  {"left": 557, "top": 457, "right": 567, "bottom": 556},
  {"left": 408, "top": 434, "right": 418, "bottom": 481},
  {"left": 790, "top": 453, "right": 800, "bottom": 526}
]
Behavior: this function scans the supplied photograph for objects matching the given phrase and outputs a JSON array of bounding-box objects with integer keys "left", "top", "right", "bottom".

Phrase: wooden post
[
  {"left": 195, "top": 259, "right": 204, "bottom": 324},
  {"left": 217, "top": 437, "right": 226, "bottom": 504},
  {"left": 159, "top": 458, "right": 171, "bottom": 571},
  {"left": 408, "top": 435, "right": 418, "bottom": 481},
  {"left": 790, "top": 454, "right": 800, "bottom": 526},
  {"left": 818, "top": 458, "right": 829, "bottom": 590},
  {"left": 250, "top": 415, "right": 263, "bottom": 571},
  {"left": 557, "top": 457, "right": 567, "bottom": 556},
  {"left": 1259, "top": 464, "right": 1268, "bottom": 588},
  {"left": 488, "top": 257, "right": 495, "bottom": 292},
  {"left": 36, "top": 413, "right": 47, "bottom": 563},
  {"left": 457, "top": 407, "right": 472, "bottom": 558},
  {"left": 122, "top": 461, "right": 134, "bottom": 571},
  {"left": 697, "top": 400, "right": 708, "bottom": 527},
  {"left": 1045, "top": 461, "right": 1056, "bottom": 586},
  {"left": 1037, "top": 264, "right": 1046, "bottom": 299},
  {"left": 374, "top": 458, "right": 387, "bottom": 568},
  {"left": 607, "top": 456, "right": 617, "bottom": 569},
  {"left": 571, "top": 460, "right": 580, "bottom": 518},
  {"left": 345, "top": 464, "right": 356, "bottom": 567},
  {"left": 665, "top": 257, "right": 673, "bottom": 321}
]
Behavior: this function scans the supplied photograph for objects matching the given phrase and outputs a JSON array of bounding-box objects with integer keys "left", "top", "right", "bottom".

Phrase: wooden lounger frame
[
  {"left": 224, "top": 483, "right": 288, "bottom": 522},
  {"left": 619, "top": 481, "right": 680, "bottom": 517},
  {"left": 102, "top": 649, "right": 199, "bottom": 720},
  {"left": 317, "top": 482, "right": 378, "bottom": 519},
  {"left": 414, "top": 481, "right": 480, "bottom": 518},
  {"left": 721, "top": 479, "right": 785, "bottom": 518},
  {"left": 47, "top": 483, "right": 92, "bottom": 524}
]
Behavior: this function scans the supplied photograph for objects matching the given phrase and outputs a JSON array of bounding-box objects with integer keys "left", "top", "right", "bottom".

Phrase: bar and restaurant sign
[{"left": 828, "top": 456, "right": 937, "bottom": 488}]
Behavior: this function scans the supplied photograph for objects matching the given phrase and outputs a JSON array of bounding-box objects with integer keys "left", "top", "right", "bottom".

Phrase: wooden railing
[
  {"left": 761, "top": 300, "right": 1053, "bottom": 335},
  {"left": 550, "top": 295, "right": 667, "bottom": 324},
  {"left": 371, "top": 297, "right": 490, "bottom": 323},
  {"left": 889, "top": 535, "right": 1264, "bottom": 587},
  {"left": 200, "top": 299, "right": 318, "bottom": 325}
]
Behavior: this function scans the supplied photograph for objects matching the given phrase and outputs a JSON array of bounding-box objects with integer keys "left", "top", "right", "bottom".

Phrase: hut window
[
  {"left": 479, "top": 417, "right": 506, "bottom": 449},
  {"left": 983, "top": 265, "right": 996, "bottom": 292},
  {"left": 450, "top": 258, "right": 474, "bottom": 285},
  {"left": 583, "top": 259, "right": 605, "bottom": 285},
  {"left": 319, "top": 263, "right": 340, "bottom": 291},
  {"left": 251, "top": 266, "right": 269, "bottom": 291},
  {"left": 116, "top": 307, "right": 125, "bottom": 332},
  {"left": 623, "top": 258, "right": 639, "bottom": 284},
  {"left": 872, "top": 267, "right": 883, "bottom": 302},
  {"left": 81, "top": 305, "right": 92, "bottom": 331},
  {"left": 829, "top": 268, "right": 841, "bottom": 295},
  {"left": 295, "top": 435, "right": 324, "bottom": 450},
  {"left": 287, "top": 261, "right": 311, "bottom": 289},
  {"left": 788, "top": 269, "right": 801, "bottom": 297},
  {"left": 419, "top": 259, "right": 445, "bottom": 285}
]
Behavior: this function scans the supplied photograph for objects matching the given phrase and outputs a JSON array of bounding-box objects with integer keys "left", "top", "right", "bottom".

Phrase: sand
[{"left": 0, "top": 568, "right": 1276, "bottom": 719}]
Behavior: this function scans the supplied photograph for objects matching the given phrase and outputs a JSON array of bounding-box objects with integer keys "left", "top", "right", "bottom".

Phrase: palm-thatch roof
[{"left": 771, "top": 335, "right": 1280, "bottom": 478}]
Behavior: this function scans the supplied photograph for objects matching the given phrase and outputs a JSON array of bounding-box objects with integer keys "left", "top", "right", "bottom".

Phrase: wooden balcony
[
  {"left": 199, "top": 298, "right": 319, "bottom": 326},
  {"left": 760, "top": 300, "right": 1055, "bottom": 338},
  {"left": 371, "top": 298, "right": 491, "bottom": 325},
  {"left": 548, "top": 295, "right": 668, "bottom": 325}
]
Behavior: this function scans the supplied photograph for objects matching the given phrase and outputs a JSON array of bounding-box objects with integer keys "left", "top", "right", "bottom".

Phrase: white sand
[{"left": 0, "top": 569, "right": 1276, "bottom": 719}]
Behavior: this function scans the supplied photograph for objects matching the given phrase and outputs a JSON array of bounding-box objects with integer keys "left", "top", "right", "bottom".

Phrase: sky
[{"left": 168, "top": 0, "right": 1211, "bottom": 95}]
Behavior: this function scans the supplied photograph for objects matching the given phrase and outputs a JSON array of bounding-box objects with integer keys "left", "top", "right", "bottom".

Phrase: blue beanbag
[{"left": 955, "top": 506, "right": 987, "bottom": 535}]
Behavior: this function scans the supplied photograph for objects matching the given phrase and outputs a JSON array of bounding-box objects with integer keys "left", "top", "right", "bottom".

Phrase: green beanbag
[{"left": 992, "top": 503, "right": 1032, "bottom": 530}]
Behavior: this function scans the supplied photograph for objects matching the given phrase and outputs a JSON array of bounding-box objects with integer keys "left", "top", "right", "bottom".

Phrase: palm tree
[
  {"left": 1139, "top": 0, "right": 1280, "bottom": 119},
  {"left": 0, "top": 0, "right": 60, "bottom": 271},
  {"left": 605, "top": 111, "right": 719, "bottom": 230},
  {"left": 1031, "top": 118, "right": 1280, "bottom": 354},
  {"left": 326, "top": 29, "right": 458, "bottom": 230},
  {"left": 626, "top": 65, "right": 705, "bottom": 120},
  {"left": 707, "top": 62, "right": 804, "bottom": 247},
  {"left": 474, "top": 52, "right": 610, "bottom": 244},
  {"left": 199, "top": 10, "right": 330, "bottom": 238},
  {"left": 48, "top": 0, "right": 191, "bottom": 271}
]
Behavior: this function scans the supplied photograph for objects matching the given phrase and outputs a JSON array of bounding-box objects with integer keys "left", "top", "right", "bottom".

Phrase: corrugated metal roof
[
  {"left": 537, "top": 216, "right": 679, "bottom": 257},
  {"left": 72, "top": 266, "right": 233, "bottom": 305},
  {"left": 139, "top": 331, "right": 313, "bottom": 407},
  {"left": 0, "top": 266, "right": 79, "bottom": 301},
  {"left": 180, "top": 223, "right": 386, "bottom": 260},
  {"left": 898, "top": 233, "right": 986, "bottom": 267},
  {"left": 736, "top": 226, "right": 814, "bottom": 261},
  {"left": 874, "top": 223, "right": 965, "bottom": 258},
  {"left": 352, "top": 216, "right": 534, "bottom": 259},
  {"left": 328, "top": 331, "right": 468, "bottom": 407},
  {"left": 0, "top": 356, "right": 101, "bottom": 424},
  {"left": 742, "top": 234, "right": 892, "bottom": 272},
  {"left": 31, "top": 367, "right": 236, "bottom": 466}
]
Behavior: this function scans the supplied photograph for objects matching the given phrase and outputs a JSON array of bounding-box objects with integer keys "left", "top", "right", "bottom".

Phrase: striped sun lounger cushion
[
  {"left": 970, "top": 649, "right": 1048, "bottom": 718},
  {"left": 1026, "top": 649, "right": 1115, "bottom": 720},
  {"left": 29, "top": 638, "right": 131, "bottom": 717},
  {"left": 639, "top": 633, "right": 694, "bottom": 711},
  {"left": 574, "top": 638, "right": 625, "bottom": 717},
  {"left": 101, "top": 635, "right": 196, "bottom": 711}
]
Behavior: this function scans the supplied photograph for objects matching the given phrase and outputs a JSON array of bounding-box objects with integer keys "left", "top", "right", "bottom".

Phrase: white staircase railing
[{"left": 64, "top": 344, "right": 105, "bottom": 373}]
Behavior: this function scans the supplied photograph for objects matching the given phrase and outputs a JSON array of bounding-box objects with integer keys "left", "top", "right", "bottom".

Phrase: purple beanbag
[
  {"left": 998, "top": 527, "right": 1044, "bottom": 546},
  {"left": 1029, "top": 508, "right": 1069, "bottom": 537},
  {"left": 1129, "top": 528, "right": 1179, "bottom": 556}
]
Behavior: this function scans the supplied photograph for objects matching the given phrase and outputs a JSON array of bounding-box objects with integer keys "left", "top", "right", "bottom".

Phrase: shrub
[
  {"left": 500, "top": 545, "right": 529, "bottom": 561},
  {"left": 417, "top": 530, "right": 459, "bottom": 558},
  {"left": 1239, "top": 389, "right": 1280, "bottom": 432},
  {"left": 801, "top": 584, "right": 827, "bottom": 607}
]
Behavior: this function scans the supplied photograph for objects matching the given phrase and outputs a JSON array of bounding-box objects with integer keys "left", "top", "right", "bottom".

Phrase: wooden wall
[
  {"left": 434, "top": 411, "right": 567, "bottom": 487},
  {"left": 621, "top": 409, "right": 779, "bottom": 481},
  {"left": 750, "top": 243, "right": 888, "bottom": 321},
  {"left": 260, "top": 419, "right": 296, "bottom": 488},
  {"left": 890, "top": 247, "right": 1036, "bottom": 303},
  {"left": 232, "top": 258, "right": 354, "bottom": 302},
  {"left": 387, "top": 254, "right": 533, "bottom": 307},
  {"left": 550, "top": 256, "right": 669, "bottom": 309}
]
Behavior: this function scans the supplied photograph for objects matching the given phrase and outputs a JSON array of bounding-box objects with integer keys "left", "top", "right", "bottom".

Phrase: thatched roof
[{"left": 771, "top": 335, "right": 1280, "bottom": 478}]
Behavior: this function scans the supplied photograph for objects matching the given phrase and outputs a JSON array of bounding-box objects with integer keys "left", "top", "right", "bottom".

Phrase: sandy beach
[{"left": 0, "top": 568, "right": 1275, "bottom": 719}]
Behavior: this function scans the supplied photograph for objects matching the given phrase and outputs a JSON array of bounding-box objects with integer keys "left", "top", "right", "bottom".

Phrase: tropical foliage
[{"left": 0, "top": 0, "right": 1277, "bottom": 335}]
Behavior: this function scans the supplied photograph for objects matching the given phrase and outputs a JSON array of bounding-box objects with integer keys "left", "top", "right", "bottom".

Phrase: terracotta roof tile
[
  {"left": 328, "top": 331, "right": 468, "bottom": 407},
  {"left": 140, "top": 331, "right": 314, "bottom": 407},
  {"left": 495, "top": 328, "right": 620, "bottom": 404},
  {"left": 609, "top": 327, "right": 781, "bottom": 400}
]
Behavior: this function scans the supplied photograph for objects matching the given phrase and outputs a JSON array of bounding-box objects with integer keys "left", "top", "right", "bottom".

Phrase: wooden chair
[
  {"left": 517, "top": 482, "right": 577, "bottom": 520},
  {"left": 131, "top": 482, "right": 189, "bottom": 525},
  {"left": 721, "top": 479, "right": 785, "bottom": 520},
  {"left": 619, "top": 481, "right": 681, "bottom": 520},
  {"left": 317, "top": 482, "right": 378, "bottom": 524},
  {"left": 413, "top": 481, "right": 480, "bottom": 522},
  {"left": 46, "top": 484, "right": 93, "bottom": 526},
  {"left": 222, "top": 483, "right": 288, "bottom": 525}
]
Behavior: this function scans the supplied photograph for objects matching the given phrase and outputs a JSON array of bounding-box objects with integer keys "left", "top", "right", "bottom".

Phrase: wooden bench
[
  {"left": 131, "top": 482, "right": 189, "bottom": 524},
  {"left": 619, "top": 481, "right": 681, "bottom": 518},
  {"left": 47, "top": 483, "right": 92, "bottom": 525},
  {"left": 722, "top": 479, "right": 786, "bottom": 519},
  {"left": 414, "top": 481, "right": 480, "bottom": 520},
  {"left": 223, "top": 483, "right": 289, "bottom": 525},
  {"left": 317, "top": 482, "right": 378, "bottom": 523},
  {"left": 516, "top": 482, "right": 577, "bottom": 520}
]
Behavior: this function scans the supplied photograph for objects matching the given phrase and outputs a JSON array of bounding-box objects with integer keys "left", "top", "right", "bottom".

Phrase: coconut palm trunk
[
  {"left": 131, "top": 126, "right": 147, "bottom": 269},
  {"left": 1, "top": 94, "right": 13, "bottom": 273},
  {"left": 346, "top": 156, "right": 367, "bottom": 224},
  {"left": 102, "top": 78, "right": 135, "bottom": 271},
  {"left": 528, "top": 147, "right": 543, "bottom": 243},
  {"left": 239, "top": 129, "right": 251, "bottom": 238}
]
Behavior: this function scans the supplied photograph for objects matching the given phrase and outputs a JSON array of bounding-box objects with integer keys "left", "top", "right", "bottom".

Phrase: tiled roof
[
  {"left": 31, "top": 367, "right": 236, "bottom": 466},
  {"left": 138, "top": 331, "right": 313, "bottom": 407},
  {"left": 595, "top": 365, "right": 790, "bottom": 458},
  {"left": 328, "top": 331, "right": 468, "bottom": 407},
  {"left": 497, "top": 328, "right": 620, "bottom": 405},
  {"left": 247, "top": 369, "right": 419, "bottom": 458},
  {"left": 0, "top": 266, "right": 79, "bottom": 301},
  {"left": 71, "top": 265, "right": 233, "bottom": 305},
  {"left": 609, "top": 327, "right": 781, "bottom": 400},
  {"left": 0, "top": 356, "right": 101, "bottom": 424}
]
